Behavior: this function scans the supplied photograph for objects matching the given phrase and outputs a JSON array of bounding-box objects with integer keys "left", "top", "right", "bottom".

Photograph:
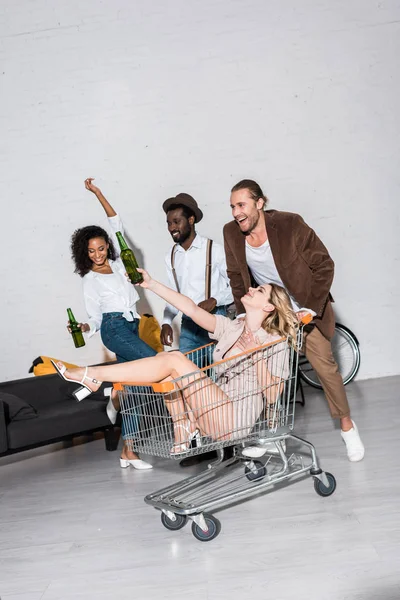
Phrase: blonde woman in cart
[{"left": 53, "top": 269, "right": 298, "bottom": 453}]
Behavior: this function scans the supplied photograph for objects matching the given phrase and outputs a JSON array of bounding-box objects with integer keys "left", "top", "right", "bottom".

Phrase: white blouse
[{"left": 82, "top": 214, "right": 140, "bottom": 338}]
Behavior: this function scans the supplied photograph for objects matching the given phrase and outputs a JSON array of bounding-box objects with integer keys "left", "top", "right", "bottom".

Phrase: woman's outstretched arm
[
  {"left": 139, "top": 269, "right": 217, "bottom": 334},
  {"left": 84, "top": 178, "right": 117, "bottom": 217}
]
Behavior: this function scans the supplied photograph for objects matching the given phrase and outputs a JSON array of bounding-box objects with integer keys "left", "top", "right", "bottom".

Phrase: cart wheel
[
  {"left": 191, "top": 514, "right": 221, "bottom": 542},
  {"left": 161, "top": 512, "right": 188, "bottom": 531},
  {"left": 314, "top": 472, "right": 336, "bottom": 497},
  {"left": 245, "top": 460, "right": 267, "bottom": 482}
]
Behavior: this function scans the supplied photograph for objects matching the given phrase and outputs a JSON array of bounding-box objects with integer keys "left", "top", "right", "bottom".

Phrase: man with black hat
[
  {"left": 161, "top": 193, "right": 234, "bottom": 467},
  {"left": 161, "top": 193, "right": 233, "bottom": 355}
]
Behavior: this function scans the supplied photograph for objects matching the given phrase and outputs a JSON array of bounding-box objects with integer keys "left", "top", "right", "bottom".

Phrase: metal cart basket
[{"left": 114, "top": 324, "right": 336, "bottom": 542}]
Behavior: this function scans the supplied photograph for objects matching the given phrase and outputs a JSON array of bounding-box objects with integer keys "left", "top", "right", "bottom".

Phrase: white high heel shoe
[
  {"left": 119, "top": 458, "right": 153, "bottom": 470},
  {"left": 170, "top": 421, "right": 202, "bottom": 456},
  {"left": 51, "top": 360, "right": 102, "bottom": 402},
  {"left": 104, "top": 387, "right": 119, "bottom": 424}
]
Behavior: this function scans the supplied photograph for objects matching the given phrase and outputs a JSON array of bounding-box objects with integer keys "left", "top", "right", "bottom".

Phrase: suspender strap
[
  {"left": 170, "top": 244, "right": 180, "bottom": 293},
  {"left": 171, "top": 239, "right": 213, "bottom": 300},
  {"left": 205, "top": 239, "right": 213, "bottom": 300}
]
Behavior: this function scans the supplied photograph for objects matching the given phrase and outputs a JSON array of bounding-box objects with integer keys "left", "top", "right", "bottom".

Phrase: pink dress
[{"left": 209, "top": 316, "right": 290, "bottom": 439}]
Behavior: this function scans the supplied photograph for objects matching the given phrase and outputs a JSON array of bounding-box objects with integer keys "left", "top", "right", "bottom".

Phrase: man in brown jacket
[{"left": 223, "top": 179, "right": 364, "bottom": 462}]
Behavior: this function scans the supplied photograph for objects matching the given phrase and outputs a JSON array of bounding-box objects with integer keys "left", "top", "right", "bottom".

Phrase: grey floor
[{"left": 1, "top": 375, "right": 399, "bottom": 600}]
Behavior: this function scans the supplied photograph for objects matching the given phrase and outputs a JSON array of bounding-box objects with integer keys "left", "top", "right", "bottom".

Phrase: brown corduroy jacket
[{"left": 223, "top": 210, "right": 335, "bottom": 340}]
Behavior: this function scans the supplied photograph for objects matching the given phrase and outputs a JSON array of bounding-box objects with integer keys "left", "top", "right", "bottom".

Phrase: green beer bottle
[
  {"left": 115, "top": 231, "right": 144, "bottom": 284},
  {"left": 67, "top": 308, "right": 86, "bottom": 348}
]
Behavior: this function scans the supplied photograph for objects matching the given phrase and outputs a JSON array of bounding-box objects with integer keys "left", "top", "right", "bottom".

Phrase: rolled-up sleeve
[
  {"left": 83, "top": 278, "right": 102, "bottom": 338},
  {"left": 208, "top": 314, "right": 231, "bottom": 342},
  {"left": 213, "top": 242, "right": 234, "bottom": 306}
]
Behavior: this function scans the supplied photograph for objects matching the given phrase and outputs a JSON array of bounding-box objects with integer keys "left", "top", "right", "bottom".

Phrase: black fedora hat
[{"left": 162, "top": 193, "right": 203, "bottom": 223}]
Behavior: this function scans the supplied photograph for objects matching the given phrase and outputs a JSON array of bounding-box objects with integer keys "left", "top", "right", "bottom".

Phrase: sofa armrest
[
  {"left": 0, "top": 374, "right": 79, "bottom": 410},
  {"left": 0, "top": 371, "right": 113, "bottom": 411},
  {"left": 0, "top": 400, "right": 8, "bottom": 454}
]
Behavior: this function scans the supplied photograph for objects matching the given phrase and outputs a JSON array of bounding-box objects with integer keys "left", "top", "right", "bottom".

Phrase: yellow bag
[
  {"left": 29, "top": 356, "right": 79, "bottom": 376},
  {"left": 139, "top": 314, "right": 163, "bottom": 353}
]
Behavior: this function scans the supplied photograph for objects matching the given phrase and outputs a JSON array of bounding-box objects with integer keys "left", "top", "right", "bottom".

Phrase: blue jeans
[
  {"left": 101, "top": 312, "right": 157, "bottom": 438},
  {"left": 179, "top": 305, "right": 227, "bottom": 367},
  {"left": 101, "top": 313, "right": 157, "bottom": 363}
]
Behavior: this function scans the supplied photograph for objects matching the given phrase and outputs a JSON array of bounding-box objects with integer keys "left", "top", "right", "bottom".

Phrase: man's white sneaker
[{"left": 341, "top": 420, "right": 365, "bottom": 462}]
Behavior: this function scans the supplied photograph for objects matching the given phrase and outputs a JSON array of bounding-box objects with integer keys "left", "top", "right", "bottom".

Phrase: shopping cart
[{"left": 114, "top": 321, "right": 336, "bottom": 542}]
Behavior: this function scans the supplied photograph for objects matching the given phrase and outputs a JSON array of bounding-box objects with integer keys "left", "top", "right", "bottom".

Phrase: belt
[{"left": 103, "top": 311, "right": 137, "bottom": 321}]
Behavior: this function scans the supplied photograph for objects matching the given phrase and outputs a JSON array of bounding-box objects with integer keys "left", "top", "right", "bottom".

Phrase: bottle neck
[
  {"left": 67, "top": 308, "right": 77, "bottom": 324},
  {"left": 116, "top": 231, "right": 128, "bottom": 251}
]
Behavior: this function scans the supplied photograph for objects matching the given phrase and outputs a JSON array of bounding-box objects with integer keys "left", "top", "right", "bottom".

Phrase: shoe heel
[
  {"left": 194, "top": 430, "right": 202, "bottom": 448},
  {"left": 73, "top": 386, "right": 92, "bottom": 402},
  {"left": 104, "top": 387, "right": 113, "bottom": 398},
  {"left": 106, "top": 398, "right": 118, "bottom": 424},
  {"left": 120, "top": 458, "right": 130, "bottom": 468}
]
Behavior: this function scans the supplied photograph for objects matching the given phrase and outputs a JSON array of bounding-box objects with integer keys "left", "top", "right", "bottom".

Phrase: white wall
[{"left": 1, "top": 0, "right": 399, "bottom": 382}]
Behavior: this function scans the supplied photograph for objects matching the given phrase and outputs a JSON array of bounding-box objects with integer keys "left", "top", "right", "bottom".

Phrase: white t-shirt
[{"left": 245, "top": 239, "right": 311, "bottom": 314}]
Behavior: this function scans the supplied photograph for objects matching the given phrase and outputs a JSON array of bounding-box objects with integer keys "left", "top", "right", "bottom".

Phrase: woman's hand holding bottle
[
  {"left": 67, "top": 321, "right": 90, "bottom": 333},
  {"left": 66, "top": 309, "right": 88, "bottom": 348},
  {"left": 136, "top": 268, "right": 155, "bottom": 290}
]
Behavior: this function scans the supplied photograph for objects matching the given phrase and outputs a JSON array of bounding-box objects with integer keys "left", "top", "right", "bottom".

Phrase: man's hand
[
  {"left": 296, "top": 310, "right": 312, "bottom": 324},
  {"left": 197, "top": 297, "right": 217, "bottom": 313},
  {"left": 67, "top": 321, "right": 90, "bottom": 333},
  {"left": 84, "top": 177, "right": 102, "bottom": 196},
  {"left": 161, "top": 324, "right": 173, "bottom": 346}
]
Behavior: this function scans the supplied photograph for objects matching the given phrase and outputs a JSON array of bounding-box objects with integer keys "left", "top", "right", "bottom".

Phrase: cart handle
[{"left": 300, "top": 313, "right": 313, "bottom": 325}]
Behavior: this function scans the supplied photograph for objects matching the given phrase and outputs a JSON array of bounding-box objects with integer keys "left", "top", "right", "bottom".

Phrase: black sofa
[{"left": 0, "top": 371, "right": 119, "bottom": 457}]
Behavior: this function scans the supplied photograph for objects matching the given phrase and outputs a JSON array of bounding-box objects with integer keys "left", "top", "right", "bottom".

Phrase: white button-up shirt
[
  {"left": 162, "top": 234, "right": 233, "bottom": 325},
  {"left": 83, "top": 214, "right": 140, "bottom": 337}
]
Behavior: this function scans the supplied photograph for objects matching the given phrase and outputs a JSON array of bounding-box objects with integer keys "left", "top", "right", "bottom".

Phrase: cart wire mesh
[{"left": 115, "top": 328, "right": 303, "bottom": 460}]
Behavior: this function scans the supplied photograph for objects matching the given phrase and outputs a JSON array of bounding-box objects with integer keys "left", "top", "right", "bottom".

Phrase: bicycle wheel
[{"left": 299, "top": 323, "right": 360, "bottom": 389}]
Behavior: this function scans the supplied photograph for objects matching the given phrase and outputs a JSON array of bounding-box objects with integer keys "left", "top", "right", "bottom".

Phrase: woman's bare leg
[
  {"left": 163, "top": 383, "right": 198, "bottom": 450},
  {"left": 60, "top": 352, "right": 234, "bottom": 440},
  {"left": 140, "top": 369, "right": 234, "bottom": 444},
  {"left": 58, "top": 352, "right": 198, "bottom": 391},
  {"left": 176, "top": 371, "right": 234, "bottom": 441}
]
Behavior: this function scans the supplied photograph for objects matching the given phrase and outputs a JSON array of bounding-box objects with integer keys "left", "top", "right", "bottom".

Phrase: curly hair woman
[{"left": 70, "top": 178, "right": 157, "bottom": 470}]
